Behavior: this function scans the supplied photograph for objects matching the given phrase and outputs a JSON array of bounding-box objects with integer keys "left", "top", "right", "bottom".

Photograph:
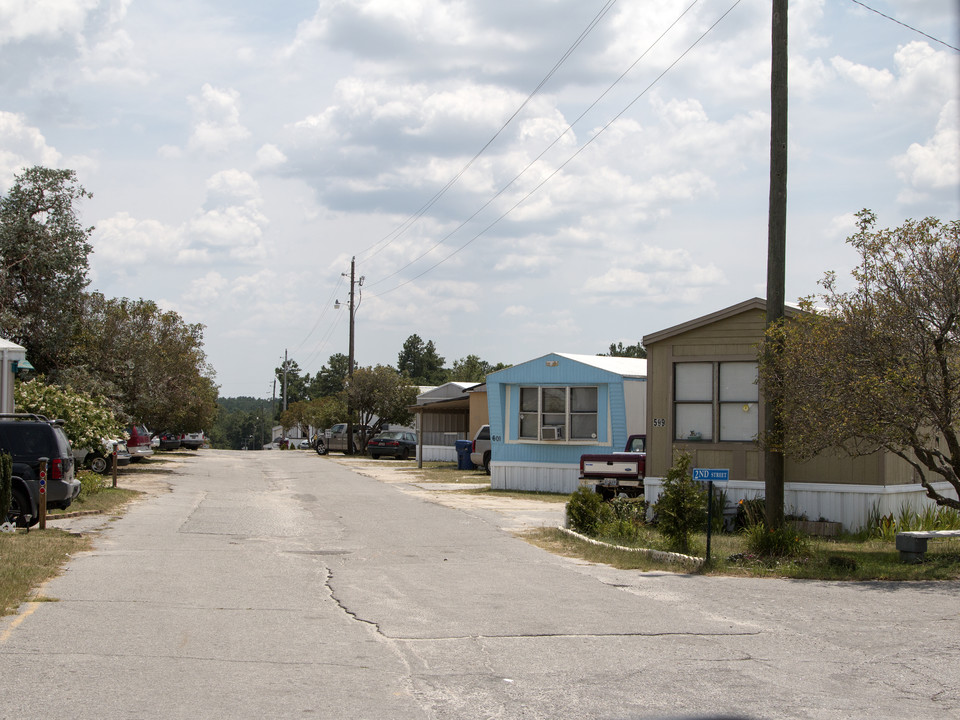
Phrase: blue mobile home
[{"left": 486, "top": 353, "right": 648, "bottom": 493}]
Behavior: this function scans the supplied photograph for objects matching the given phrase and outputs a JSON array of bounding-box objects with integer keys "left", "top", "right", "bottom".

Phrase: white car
[
  {"left": 469, "top": 425, "right": 491, "bottom": 474},
  {"left": 180, "top": 432, "right": 205, "bottom": 450}
]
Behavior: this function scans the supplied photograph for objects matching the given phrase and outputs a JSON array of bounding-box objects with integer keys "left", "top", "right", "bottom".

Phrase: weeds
[{"left": 863, "top": 502, "right": 960, "bottom": 541}]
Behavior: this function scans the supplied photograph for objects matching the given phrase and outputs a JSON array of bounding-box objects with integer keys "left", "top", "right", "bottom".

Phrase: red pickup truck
[{"left": 578, "top": 434, "right": 646, "bottom": 500}]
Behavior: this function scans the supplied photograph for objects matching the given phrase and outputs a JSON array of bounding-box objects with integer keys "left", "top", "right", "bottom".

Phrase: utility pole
[
  {"left": 764, "top": 0, "right": 788, "bottom": 529},
  {"left": 346, "top": 257, "right": 360, "bottom": 454},
  {"left": 283, "top": 349, "right": 289, "bottom": 412}
]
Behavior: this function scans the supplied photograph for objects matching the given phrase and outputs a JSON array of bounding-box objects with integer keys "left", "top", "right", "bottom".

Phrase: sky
[{"left": 1, "top": 0, "right": 957, "bottom": 398}]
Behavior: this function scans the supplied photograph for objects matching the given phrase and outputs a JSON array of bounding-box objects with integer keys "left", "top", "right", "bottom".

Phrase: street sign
[{"left": 692, "top": 468, "right": 729, "bottom": 482}]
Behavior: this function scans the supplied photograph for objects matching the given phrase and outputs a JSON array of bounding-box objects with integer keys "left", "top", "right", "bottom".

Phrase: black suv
[{"left": 0, "top": 413, "right": 81, "bottom": 527}]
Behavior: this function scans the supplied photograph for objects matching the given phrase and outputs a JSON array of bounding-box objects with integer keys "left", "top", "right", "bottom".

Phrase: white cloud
[
  {"left": 832, "top": 42, "right": 956, "bottom": 114},
  {"left": 0, "top": 0, "right": 100, "bottom": 46},
  {"left": 893, "top": 100, "right": 960, "bottom": 198},
  {"left": 186, "top": 170, "right": 269, "bottom": 261},
  {"left": 255, "top": 144, "right": 287, "bottom": 169},
  {"left": 78, "top": 26, "right": 151, "bottom": 85},
  {"left": 582, "top": 245, "right": 726, "bottom": 307},
  {"left": 187, "top": 84, "right": 251, "bottom": 154},
  {"left": 0, "top": 112, "right": 64, "bottom": 189},
  {"left": 182, "top": 271, "right": 230, "bottom": 305},
  {"left": 91, "top": 212, "right": 186, "bottom": 277}
]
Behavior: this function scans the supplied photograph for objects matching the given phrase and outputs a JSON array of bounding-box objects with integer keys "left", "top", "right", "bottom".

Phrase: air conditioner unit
[{"left": 541, "top": 426, "right": 563, "bottom": 441}]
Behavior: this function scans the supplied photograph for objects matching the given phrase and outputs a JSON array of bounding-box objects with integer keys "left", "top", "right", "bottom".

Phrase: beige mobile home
[{"left": 641, "top": 298, "right": 952, "bottom": 530}]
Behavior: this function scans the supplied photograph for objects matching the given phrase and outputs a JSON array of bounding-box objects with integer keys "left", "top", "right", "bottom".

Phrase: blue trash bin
[{"left": 455, "top": 439, "right": 475, "bottom": 470}]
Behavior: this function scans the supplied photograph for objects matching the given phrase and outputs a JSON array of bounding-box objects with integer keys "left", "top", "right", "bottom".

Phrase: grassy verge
[
  {"left": 0, "top": 529, "right": 91, "bottom": 616},
  {"left": 1, "top": 471, "right": 143, "bottom": 617},
  {"left": 525, "top": 527, "right": 960, "bottom": 581}
]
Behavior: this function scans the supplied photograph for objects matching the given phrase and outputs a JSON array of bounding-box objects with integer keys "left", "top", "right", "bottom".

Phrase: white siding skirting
[
  {"left": 644, "top": 478, "right": 959, "bottom": 532},
  {"left": 420, "top": 444, "right": 458, "bottom": 463},
  {"left": 491, "top": 461, "right": 581, "bottom": 494}
]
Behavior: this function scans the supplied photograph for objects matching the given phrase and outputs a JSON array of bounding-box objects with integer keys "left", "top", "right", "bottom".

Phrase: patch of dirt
[{"left": 332, "top": 457, "right": 566, "bottom": 531}]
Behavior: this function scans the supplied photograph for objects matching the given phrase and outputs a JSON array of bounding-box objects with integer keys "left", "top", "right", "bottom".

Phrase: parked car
[
  {"left": 180, "top": 431, "right": 205, "bottom": 450},
  {"left": 157, "top": 432, "right": 181, "bottom": 451},
  {"left": 298, "top": 439, "right": 311, "bottom": 450},
  {"left": 126, "top": 424, "right": 154, "bottom": 462},
  {"left": 316, "top": 424, "right": 371, "bottom": 455},
  {"left": 77, "top": 438, "right": 132, "bottom": 474},
  {"left": 0, "top": 413, "right": 81, "bottom": 527},
  {"left": 367, "top": 431, "right": 417, "bottom": 460},
  {"left": 470, "top": 424, "right": 491, "bottom": 474}
]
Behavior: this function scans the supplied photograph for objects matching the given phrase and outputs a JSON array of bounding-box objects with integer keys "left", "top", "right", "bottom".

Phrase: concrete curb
[
  {"left": 46, "top": 510, "right": 104, "bottom": 520},
  {"left": 556, "top": 526, "right": 705, "bottom": 568}
]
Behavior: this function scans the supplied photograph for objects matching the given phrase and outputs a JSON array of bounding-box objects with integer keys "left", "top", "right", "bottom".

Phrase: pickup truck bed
[{"left": 579, "top": 434, "right": 646, "bottom": 500}]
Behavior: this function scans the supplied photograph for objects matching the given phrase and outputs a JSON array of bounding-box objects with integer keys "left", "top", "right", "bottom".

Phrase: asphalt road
[{"left": 1, "top": 450, "right": 958, "bottom": 719}]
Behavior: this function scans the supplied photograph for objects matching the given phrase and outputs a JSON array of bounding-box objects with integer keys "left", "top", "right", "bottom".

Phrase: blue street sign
[{"left": 692, "top": 468, "right": 729, "bottom": 482}]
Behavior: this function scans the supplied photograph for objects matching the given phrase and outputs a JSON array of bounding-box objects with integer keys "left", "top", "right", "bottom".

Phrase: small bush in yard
[
  {"left": 653, "top": 450, "right": 706, "bottom": 555},
  {"left": 597, "top": 496, "right": 648, "bottom": 542},
  {"left": 77, "top": 470, "right": 108, "bottom": 499},
  {"left": 566, "top": 486, "right": 613, "bottom": 536},
  {"left": 743, "top": 521, "right": 810, "bottom": 558}
]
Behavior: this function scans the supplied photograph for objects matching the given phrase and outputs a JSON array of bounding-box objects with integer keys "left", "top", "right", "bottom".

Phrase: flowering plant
[{"left": 13, "top": 378, "right": 123, "bottom": 450}]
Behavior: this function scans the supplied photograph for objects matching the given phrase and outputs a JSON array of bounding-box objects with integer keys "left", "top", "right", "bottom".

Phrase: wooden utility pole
[
  {"left": 764, "top": 0, "right": 788, "bottom": 528},
  {"left": 283, "top": 349, "right": 288, "bottom": 412},
  {"left": 346, "top": 257, "right": 356, "bottom": 454}
]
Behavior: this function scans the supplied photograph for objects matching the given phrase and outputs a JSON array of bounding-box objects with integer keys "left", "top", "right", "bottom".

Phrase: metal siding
[
  {"left": 645, "top": 478, "right": 959, "bottom": 532},
  {"left": 487, "top": 353, "right": 649, "bottom": 483}
]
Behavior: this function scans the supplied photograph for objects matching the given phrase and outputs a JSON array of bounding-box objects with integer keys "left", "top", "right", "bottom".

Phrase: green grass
[
  {"left": 2, "top": 471, "right": 143, "bottom": 617},
  {"left": 525, "top": 526, "right": 960, "bottom": 581},
  {"left": 0, "top": 529, "right": 92, "bottom": 616}
]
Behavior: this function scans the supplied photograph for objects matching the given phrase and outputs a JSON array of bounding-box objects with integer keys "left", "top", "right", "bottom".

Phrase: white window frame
[{"left": 518, "top": 386, "right": 598, "bottom": 442}]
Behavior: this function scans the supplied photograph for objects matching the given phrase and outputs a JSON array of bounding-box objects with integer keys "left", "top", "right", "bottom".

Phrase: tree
[
  {"left": 0, "top": 167, "right": 93, "bottom": 373},
  {"left": 310, "top": 353, "right": 351, "bottom": 398},
  {"left": 448, "top": 355, "right": 508, "bottom": 383},
  {"left": 342, "top": 365, "right": 418, "bottom": 446},
  {"left": 397, "top": 334, "right": 446, "bottom": 385},
  {"left": 208, "top": 397, "right": 272, "bottom": 450},
  {"left": 75, "top": 293, "right": 218, "bottom": 433},
  {"left": 302, "top": 396, "right": 345, "bottom": 433},
  {"left": 275, "top": 358, "right": 310, "bottom": 408},
  {"left": 759, "top": 211, "right": 960, "bottom": 510},
  {"left": 603, "top": 342, "right": 647, "bottom": 359}
]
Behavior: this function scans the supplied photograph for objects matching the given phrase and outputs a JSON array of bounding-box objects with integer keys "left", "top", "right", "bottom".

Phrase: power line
[
  {"left": 370, "top": 0, "right": 743, "bottom": 298},
  {"left": 848, "top": 0, "right": 959, "bottom": 52},
  {"left": 366, "top": 0, "right": 704, "bottom": 291},
  {"left": 354, "top": 0, "right": 621, "bottom": 265},
  {"left": 291, "top": 273, "right": 345, "bottom": 358}
]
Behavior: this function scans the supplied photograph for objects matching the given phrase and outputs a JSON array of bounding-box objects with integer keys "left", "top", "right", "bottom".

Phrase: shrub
[
  {"left": 743, "top": 522, "right": 811, "bottom": 558},
  {"left": 566, "top": 486, "right": 613, "bottom": 536},
  {"left": 735, "top": 496, "right": 765, "bottom": 530},
  {"left": 709, "top": 485, "right": 729, "bottom": 533},
  {"left": 653, "top": 451, "right": 706, "bottom": 554},
  {"left": 77, "top": 470, "right": 108, "bottom": 499},
  {"left": 597, "top": 496, "right": 648, "bottom": 543}
]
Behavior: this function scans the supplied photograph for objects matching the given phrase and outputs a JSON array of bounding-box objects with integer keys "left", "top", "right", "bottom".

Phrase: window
[
  {"left": 674, "top": 363, "right": 713, "bottom": 441},
  {"left": 674, "top": 362, "right": 758, "bottom": 442},
  {"left": 719, "top": 362, "right": 759, "bottom": 441},
  {"left": 518, "top": 386, "right": 598, "bottom": 441}
]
